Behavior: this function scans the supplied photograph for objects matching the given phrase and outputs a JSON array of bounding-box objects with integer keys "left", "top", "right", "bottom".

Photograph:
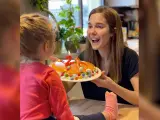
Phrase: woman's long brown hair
[{"left": 84, "top": 6, "right": 125, "bottom": 83}]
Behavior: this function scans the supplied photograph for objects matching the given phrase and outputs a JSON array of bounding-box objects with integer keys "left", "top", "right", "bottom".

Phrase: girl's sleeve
[{"left": 45, "top": 71, "right": 74, "bottom": 120}]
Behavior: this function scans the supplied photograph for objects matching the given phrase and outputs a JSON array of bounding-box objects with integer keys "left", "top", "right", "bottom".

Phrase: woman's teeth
[{"left": 92, "top": 39, "right": 100, "bottom": 43}]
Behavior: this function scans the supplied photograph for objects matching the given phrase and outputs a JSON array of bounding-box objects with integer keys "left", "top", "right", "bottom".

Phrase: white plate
[{"left": 61, "top": 68, "right": 102, "bottom": 82}]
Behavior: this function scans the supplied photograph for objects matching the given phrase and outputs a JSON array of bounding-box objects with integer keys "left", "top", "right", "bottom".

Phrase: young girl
[{"left": 20, "top": 13, "right": 118, "bottom": 120}]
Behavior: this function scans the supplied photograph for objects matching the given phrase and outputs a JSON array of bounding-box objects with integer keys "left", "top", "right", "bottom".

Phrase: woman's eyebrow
[
  {"left": 88, "top": 22, "right": 105, "bottom": 25},
  {"left": 96, "top": 23, "right": 105, "bottom": 25}
]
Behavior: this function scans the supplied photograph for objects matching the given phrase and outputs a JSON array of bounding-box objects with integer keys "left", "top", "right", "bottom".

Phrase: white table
[{"left": 69, "top": 99, "right": 139, "bottom": 120}]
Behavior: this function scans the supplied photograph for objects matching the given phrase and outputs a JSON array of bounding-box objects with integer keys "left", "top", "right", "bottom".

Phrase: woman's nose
[{"left": 90, "top": 27, "right": 97, "bottom": 35}]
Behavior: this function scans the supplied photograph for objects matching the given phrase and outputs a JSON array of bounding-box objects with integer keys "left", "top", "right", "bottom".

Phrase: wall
[{"left": 20, "top": 0, "right": 47, "bottom": 16}]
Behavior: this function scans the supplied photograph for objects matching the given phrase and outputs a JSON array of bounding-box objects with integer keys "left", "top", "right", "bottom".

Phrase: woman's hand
[
  {"left": 93, "top": 72, "right": 139, "bottom": 105},
  {"left": 92, "top": 71, "right": 114, "bottom": 88}
]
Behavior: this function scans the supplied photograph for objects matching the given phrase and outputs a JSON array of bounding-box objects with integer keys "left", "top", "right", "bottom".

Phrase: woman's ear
[
  {"left": 110, "top": 33, "right": 114, "bottom": 37},
  {"left": 110, "top": 31, "right": 115, "bottom": 38},
  {"left": 110, "top": 27, "right": 116, "bottom": 37}
]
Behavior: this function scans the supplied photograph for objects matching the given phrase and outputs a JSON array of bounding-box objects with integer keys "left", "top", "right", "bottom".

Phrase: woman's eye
[
  {"left": 96, "top": 25, "right": 104, "bottom": 28},
  {"left": 88, "top": 25, "right": 92, "bottom": 29}
]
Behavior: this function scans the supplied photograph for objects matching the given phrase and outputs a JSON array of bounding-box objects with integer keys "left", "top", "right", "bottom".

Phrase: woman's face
[{"left": 87, "top": 13, "right": 112, "bottom": 50}]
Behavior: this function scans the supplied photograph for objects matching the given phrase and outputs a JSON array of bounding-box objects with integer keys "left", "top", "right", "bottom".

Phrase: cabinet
[{"left": 106, "top": 0, "right": 139, "bottom": 8}]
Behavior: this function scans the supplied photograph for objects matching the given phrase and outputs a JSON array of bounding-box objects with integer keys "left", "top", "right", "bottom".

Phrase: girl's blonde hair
[
  {"left": 84, "top": 6, "right": 125, "bottom": 83},
  {"left": 20, "top": 13, "right": 56, "bottom": 60}
]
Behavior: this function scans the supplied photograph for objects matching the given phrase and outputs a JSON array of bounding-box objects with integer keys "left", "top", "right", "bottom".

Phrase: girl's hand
[{"left": 92, "top": 71, "right": 114, "bottom": 88}]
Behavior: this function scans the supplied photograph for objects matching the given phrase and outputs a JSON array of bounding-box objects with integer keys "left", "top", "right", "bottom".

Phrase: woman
[
  {"left": 66, "top": 6, "right": 139, "bottom": 106},
  {"left": 82, "top": 6, "right": 139, "bottom": 105}
]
